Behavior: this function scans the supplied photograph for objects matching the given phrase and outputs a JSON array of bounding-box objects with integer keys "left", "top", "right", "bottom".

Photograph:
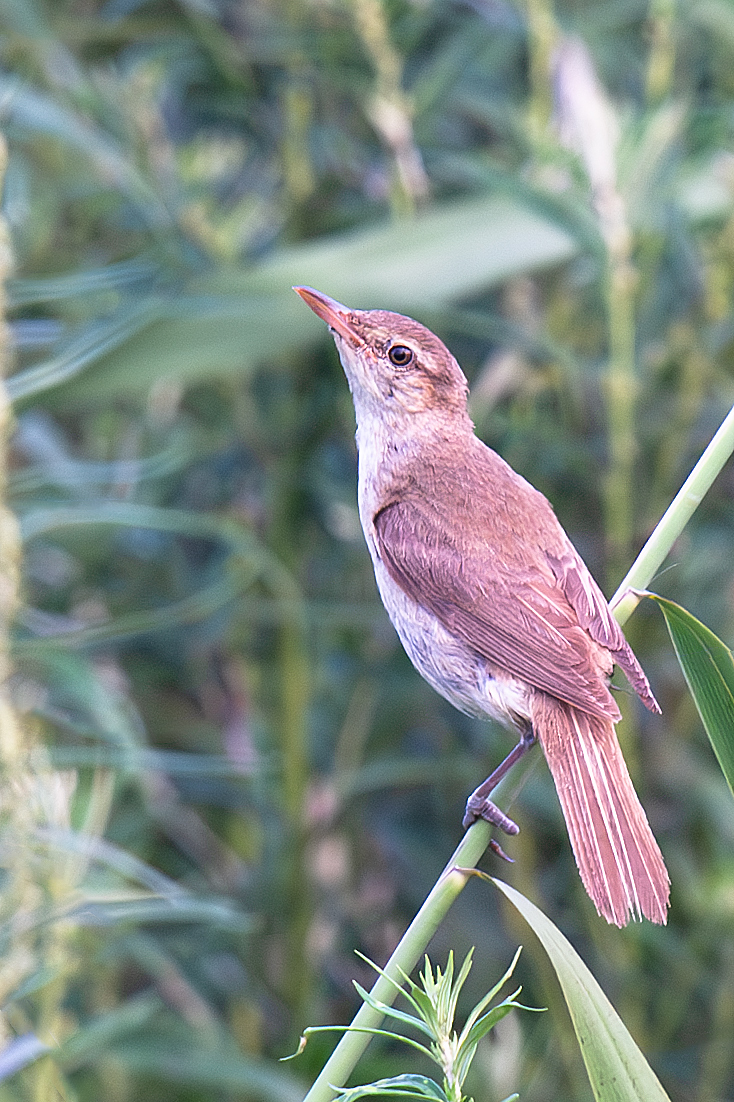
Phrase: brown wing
[
  {"left": 374, "top": 498, "right": 621, "bottom": 721},
  {"left": 545, "top": 551, "right": 660, "bottom": 713}
]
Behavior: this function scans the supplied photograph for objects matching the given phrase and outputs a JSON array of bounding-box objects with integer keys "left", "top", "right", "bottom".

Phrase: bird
[{"left": 294, "top": 285, "right": 669, "bottom": 927}]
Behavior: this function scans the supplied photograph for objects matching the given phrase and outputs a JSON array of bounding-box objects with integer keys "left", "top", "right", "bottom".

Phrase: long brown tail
[{"left": 532, "top": 694, "right": 669, "bottom": 926}]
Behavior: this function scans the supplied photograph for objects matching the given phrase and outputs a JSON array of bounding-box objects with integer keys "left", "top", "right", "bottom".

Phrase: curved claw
[{"left": 489, "top": 838, "right": 515, "bottom": 863}]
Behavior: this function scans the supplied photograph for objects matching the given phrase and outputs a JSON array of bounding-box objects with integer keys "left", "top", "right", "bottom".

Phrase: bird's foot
[{"left": 462, "top": 796, "right": 519, "bottom": 836}]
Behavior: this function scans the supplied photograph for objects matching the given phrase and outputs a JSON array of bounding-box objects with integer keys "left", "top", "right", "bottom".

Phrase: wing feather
[
  {"left": 374, "top": 498, "right": 619, "bottom": 720},
  {"left": 371, "top": 437, "right": 659, "bottom": 718},
  {"left": 545, "top": 551, "right": 660, "bottom": 713}
]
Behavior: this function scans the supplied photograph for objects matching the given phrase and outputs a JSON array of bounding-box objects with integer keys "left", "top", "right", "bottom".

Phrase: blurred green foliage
[{"left": 1, "top": 0, "right": 734, "bottom": 1100}]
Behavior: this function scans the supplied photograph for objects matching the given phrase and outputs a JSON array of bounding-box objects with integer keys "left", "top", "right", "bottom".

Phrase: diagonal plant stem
[
  {"left": 301, "top": 397, "right": 734, "bottom": 1102},
  {"left": 611, "top": 398, "right": 734, "bottom": 624}
]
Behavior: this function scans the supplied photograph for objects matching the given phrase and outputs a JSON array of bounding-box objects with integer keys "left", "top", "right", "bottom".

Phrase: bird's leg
[{"left": 462, "top": 726, "right": 537, "bottom": 840}]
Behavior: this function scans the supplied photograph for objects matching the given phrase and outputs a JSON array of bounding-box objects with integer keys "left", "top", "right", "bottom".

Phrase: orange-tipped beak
[{"left": 293, "top": 286, "right": 362, "bottom": 345}]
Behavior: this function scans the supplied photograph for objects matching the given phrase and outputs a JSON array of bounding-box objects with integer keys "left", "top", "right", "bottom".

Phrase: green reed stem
[
  {"left": 611, "top": 398, "right": 734, "bottom": 624},
  {"left": 0, "top": 135, "right": 74, "bottom": 1101},
  {"left": 524, "top": 0, "right": 558, "bottom": 140},
  {"left": 301, "top": 819, "right": 494, "bottom": 1102}
]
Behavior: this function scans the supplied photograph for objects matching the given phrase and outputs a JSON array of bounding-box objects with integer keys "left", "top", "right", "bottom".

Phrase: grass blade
[
  {"left": 648, "top": 594, "right": 734, "bottom": 798},
  {"left": 493, "top": 879, "right": 671, "bottom": 1102}
]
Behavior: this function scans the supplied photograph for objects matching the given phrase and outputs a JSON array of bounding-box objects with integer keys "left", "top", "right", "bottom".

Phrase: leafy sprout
[{"left": 285, "top": 947, "right": 541, "bottom": 1102}]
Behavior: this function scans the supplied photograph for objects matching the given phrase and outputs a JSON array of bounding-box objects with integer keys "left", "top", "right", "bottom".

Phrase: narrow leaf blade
[
  {"left": 351, "top": 984, "right": 434, "bottom": 1039},
  {"left": 461, "top": 1001, "right": 515, "bottom": 1050},
  {"left": 335, "top": 1075, "right": 448, "bottom": 1101},
  {"left": 648, "top": 595, "right": 734, "bottom": 797},
  {"left": 493, "top": 879, "right": 671, "bottom": 1102},
  {"left": 0, "top": 1034, "right": 50, "bottom": 1081}
]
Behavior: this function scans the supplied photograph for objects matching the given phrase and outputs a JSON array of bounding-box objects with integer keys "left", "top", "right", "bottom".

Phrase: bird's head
[{"left": 294, "top": 287, "right": 469, "bottom": 421}]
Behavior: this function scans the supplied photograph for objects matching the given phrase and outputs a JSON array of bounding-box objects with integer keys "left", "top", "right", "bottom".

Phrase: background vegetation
[{"left": 1, "top": 0, "right": 734, "bottom": 1099}]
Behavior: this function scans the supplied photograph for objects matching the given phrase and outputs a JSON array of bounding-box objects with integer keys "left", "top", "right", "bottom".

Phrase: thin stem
[
  {"left": 303, "top": 755, "right": 537, "bottom": 1102},
  {"left": 524, "top": 0, "right": 558, "bottom": 140},
  {"left": 302, "top": 820, "right": 493, "bottom": 1102},
  {"left": 611, "top": 398, "right": 734, "bottom": 624},
  {"left": 351, "top": 0, "right": 429, "bottom": 214},
  {"left": 646, "top": 0, "right": 676, "bottom": 104}
]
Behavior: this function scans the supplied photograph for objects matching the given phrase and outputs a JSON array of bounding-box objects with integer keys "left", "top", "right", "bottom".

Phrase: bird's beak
[{"left": 293, "top": 286, "right": 362, "bottom": 346}]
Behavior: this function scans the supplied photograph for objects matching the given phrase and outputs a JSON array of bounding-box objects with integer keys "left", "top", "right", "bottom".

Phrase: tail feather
[{"left": 533, "top": 694, "right": 669, "bottom": 926}]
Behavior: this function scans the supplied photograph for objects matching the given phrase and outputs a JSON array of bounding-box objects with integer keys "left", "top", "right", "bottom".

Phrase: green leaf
[
  {"left": 282, "top": 1026, "right": 433, "bottom": 1064},
  {"left": 8, "top": 299, "right": 164, "bottom": 402},
  {"left": 334, "top": 1075, "right": 449, "bottom": 1101},
  {"left": 459, "top": 1001, "right": 516, "bottom": 1051},
  {"left": 0, "top": 1034, "right": 50, "bottom": 1081},
  {"left": 432, "top": 951, "right": 457, "bottom": 1031},
  {"left": 67, "top": 896, "right": 252, "bottom": 931},
  {"left": 493, "top": 880, "right": 671, "bottom": 1102},
  {"left": 351, "top": 983, "right": 434, "bottom": 1039},
  {"left": 0, "top": 75, "right": 169, "bottom": 225},
  {"left": 354, "top": 951, "right": 426, "bottom": 1020},
  {"left": 57, "top": 994, "right": 162, "bottom": 1069},
  {"left": 115, "top": 1040, "right": 305, "bottom": 1101},
  {"left": 238, "top": 195, "right": 579, "bottom": 310},
  {"left": 647, "top": 594, "right": 734, "bottom": 796},
  {"left": 451, "top": 949, "right": 475, "bottom": 1009},
  {"left": 457, "top": 948, "right": 523, "bottom": 1044},
  {"left": 8, "top": 256, "right": 158, "bottom": 307},
  {"left": 403, "top": 981, "right": 436, "bottom": 1025},
  {"left": 38, "top": 195, "right": 579, "bottom": 407}
]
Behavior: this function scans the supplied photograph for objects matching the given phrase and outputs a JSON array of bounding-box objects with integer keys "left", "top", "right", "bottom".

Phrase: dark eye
[{"left": 388, "top": 344, "right": 414, "bottom": 367}]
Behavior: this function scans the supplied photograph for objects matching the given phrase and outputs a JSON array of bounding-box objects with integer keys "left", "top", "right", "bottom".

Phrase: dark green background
[{"left": 3, "top": 0, "right": 734, "bottom": 1099}]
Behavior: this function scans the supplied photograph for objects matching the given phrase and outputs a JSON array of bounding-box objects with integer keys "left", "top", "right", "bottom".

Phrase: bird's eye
[{"left": 388, "top": 344, "right": 414, "bottom": 367}]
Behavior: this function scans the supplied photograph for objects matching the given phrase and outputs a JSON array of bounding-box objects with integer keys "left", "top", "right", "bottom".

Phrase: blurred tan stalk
[
  {"left": 0, "top": 134, "right": 34, "bottom": 1030},
  {"left": 0, "top": 134, "right": 115, "bottom": 1100},
  {"left": 351, "top": 0, "right": 429, "bottom": 213},
  {"left": 553, "top": 37, "right": 637, "bottom": 583}
]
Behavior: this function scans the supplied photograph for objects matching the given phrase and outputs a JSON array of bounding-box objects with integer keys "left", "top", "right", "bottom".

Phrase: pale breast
[
  {"left": 371, "top": 556, "right": 533, "bottom": 728},
  {"left": 352, "top": 409, "right": 535, "bottom": 728}
]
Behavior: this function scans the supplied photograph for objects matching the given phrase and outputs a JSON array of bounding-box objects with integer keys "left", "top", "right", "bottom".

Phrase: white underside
[
  {"left": 351, "top": 389, "right": 532, "bottom": 730},
  {"left": 372, "top": 557, "right": 533, "bottom": 728}
]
